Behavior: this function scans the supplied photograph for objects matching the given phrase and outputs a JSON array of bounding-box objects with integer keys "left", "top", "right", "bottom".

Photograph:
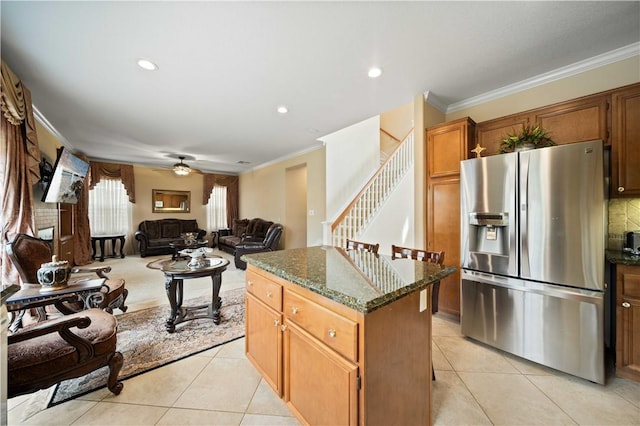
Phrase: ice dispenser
[{"left": 465, "top": 212, "right": 511, "bottom": 274}]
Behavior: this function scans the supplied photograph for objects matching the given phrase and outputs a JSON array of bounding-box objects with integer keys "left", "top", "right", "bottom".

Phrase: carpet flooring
[{"left": 49, "top": 286, "right": 246, "bottom": 406}]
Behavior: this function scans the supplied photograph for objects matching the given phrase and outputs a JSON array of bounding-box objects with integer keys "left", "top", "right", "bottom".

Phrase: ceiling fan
[{"left": 173, "top": 156, "right": 191, "bottom": 176}]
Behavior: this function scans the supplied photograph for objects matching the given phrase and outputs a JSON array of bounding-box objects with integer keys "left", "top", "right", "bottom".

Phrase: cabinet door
[
  {"left": 427, "top": 118, "right": 475, "bottom": 178},
  {"left": 476, "top": 114, "right": 530, "bottom": 157},
  {"left": 427, "top": 177, "right": 461, "bottom": 316},
  {"left": 283, "top": 320, "right": 358, "bottom": 425},
  {"left": 611, "top": 84, "right": 640, "bottom": 197},
  {"left": 245, "top": 293, "right": 283, "bottom": 394},
  {"left": 616, "top": 265, "right": 640, "bottom": 382},
  {"left": 533, "top": 94, "right": 609, "bottom": 146}
]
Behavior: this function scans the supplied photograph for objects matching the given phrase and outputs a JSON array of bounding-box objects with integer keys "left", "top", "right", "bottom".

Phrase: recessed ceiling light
[
  {"left": 368, "top": 67, "right": 383, "bottom": 78},
  {"left": 277, "top": 106, "right": 288, "bottom": 114},
  {"left": 137, "top": 59, "right": 158, "bottom": 71}
]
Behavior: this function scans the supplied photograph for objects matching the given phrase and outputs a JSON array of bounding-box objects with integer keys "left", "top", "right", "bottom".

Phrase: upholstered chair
[
  {"left": 234, "top": 223, "right": 284, "bottom": 269},
  {"left": 6, "top": 233, "right": 128, "bottom": 315},
  {"left": 8, "top": 307, "right": 123, "bottom": 398}
]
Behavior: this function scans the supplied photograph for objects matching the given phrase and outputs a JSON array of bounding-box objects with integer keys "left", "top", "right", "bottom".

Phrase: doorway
[{"left": 285, "top": 164, "right": 307, "bottom": 248}]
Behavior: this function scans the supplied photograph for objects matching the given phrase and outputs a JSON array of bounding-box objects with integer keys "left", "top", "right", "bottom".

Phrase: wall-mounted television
[{"left": 41, "top": 147, "right": 90, "bottom": 204}]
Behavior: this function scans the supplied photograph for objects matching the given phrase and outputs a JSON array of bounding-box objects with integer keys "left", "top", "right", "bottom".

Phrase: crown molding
[
  {"left": 243, "top": 142, "right": 325, "bottom": 174},
  {"left": 423, "top": 91, "right": 447, "bottom": 114},
  {"left": 32, "top": 105, "right": 73, "bottom": 148},
  {"left": 447, "top": 42, "right": 640, "bottom": 114}
]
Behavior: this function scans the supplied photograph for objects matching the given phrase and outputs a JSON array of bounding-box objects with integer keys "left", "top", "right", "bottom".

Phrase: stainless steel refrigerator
[{"left": 460, "top": 140, "right": 607, "bottom": 384}]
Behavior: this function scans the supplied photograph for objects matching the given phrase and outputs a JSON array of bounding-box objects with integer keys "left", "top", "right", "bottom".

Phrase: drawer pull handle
[
  {"left": 273, "top": 319, "right": 280, "bottom": 327},
  {"left": 328, "top": 329, "right": 336, "bottom": 338},
  {"left": 266, "top": 291, "right": 272, "bottom": 298},
  {"left": 618, "top": 186, "right": 625, "bottom": 193},
  {"left": 247, "top": 280, "right": 253, "bottom": 286},
  {"left": 622, "top": 301, "right": 631, "bottom": 308},
  {"left": 291, "top": 307, "right": 298, "bottom": 315},
  {"left": 281, "top": 324, "right": 287, "bottom": 332}
]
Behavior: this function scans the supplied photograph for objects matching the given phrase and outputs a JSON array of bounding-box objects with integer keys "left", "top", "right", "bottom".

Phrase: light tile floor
[{"left": 7, "top": 250, "right": 640, "bottom": 425}]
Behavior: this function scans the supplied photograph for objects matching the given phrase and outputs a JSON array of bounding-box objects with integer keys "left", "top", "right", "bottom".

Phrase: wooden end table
[
  {"left": 160, "top": 257, "right": 230, "bottom": 333},
  {"left": 91, "top": 235, "right": 126, "bottom": 262}
]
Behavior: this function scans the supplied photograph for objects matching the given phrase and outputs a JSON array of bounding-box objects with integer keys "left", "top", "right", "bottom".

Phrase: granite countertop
[
  {"left": 606, "top": 250, "right": 640, "bottom": 266},
  {"left": 242, "top": 246, "right": 456, "bottom": 313}
]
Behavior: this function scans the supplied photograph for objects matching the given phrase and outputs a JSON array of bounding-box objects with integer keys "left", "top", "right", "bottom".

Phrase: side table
[{"left": 91, "top": 235, "right": 126, "bottom": 262}]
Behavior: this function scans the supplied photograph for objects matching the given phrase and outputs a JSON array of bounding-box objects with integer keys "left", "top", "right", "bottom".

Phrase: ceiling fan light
[{"left": 173, "top": 157, "right": 191, "bottom": 175}]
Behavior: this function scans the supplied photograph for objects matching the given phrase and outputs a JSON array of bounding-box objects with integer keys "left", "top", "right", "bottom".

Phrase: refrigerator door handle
[{"left": 520, "top": 153, "right": 529, "bottom": 276}]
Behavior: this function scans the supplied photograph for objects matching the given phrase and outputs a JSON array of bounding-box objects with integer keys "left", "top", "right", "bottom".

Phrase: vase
[
  {"left": 37, "top": 256, "right": 70, "bottom": 290},
  {"left": 515, "top": 143, "right": 536, "bottom": 152}
]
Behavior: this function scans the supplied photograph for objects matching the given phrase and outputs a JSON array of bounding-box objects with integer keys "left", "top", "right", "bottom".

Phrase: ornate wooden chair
[
  {"left": 391, "top": 244, "right": 444, "bottom": 381},
  {"left": 345, "top": 239, "right": 380, "bottom": 254},
  {"left": 6, "top": 233, "right": 128, "bottom": 316},
  {"left": 8, "top": 307, "right": 123, "bottom": 398}
]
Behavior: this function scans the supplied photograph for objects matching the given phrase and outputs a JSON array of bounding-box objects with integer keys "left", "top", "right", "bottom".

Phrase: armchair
[
  {"left": 8, "top": 307, "right": 123, "bottom": 398},
  {"left": 234, "top": 223, "right": 283, "bottom": 269},
  {"left": 6, "top": 234, "right": 127, "bottom": 315}
]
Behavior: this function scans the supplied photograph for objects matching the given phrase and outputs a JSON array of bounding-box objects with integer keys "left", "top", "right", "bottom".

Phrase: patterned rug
[{"left": 49, "top": 287, "right": 246, "bottom": 406}]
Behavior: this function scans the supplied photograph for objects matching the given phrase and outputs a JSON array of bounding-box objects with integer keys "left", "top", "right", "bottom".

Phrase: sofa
[
  {"left": 235, "top": 223, "right": 284, "bottom": 269},
  {"left": 134, "top": 219, "right": 206, "bottom": 257},
  {"left": 217, "top": 218, "right": 274, "bottom": 254}
]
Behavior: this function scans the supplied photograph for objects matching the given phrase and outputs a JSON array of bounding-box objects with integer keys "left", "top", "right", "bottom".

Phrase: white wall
[
  {"left": 360, "top": 165, "right": 415, "bottom": 256},
  {"left": 321, "top": 116, "right": 380, "bottom": 220}
]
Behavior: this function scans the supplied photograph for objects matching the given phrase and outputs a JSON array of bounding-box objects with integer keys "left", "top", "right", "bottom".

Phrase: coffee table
[
  {"left": 169, "top": 240, "right": 208, "bottom": 260},
  {"left": 161, "top": 257, "right": 230, "bottom": 333}
]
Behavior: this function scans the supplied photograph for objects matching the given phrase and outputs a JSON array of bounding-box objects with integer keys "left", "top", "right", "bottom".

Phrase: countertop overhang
[{"left": 242, "top": 246, "right": 456, "bottom": 313}]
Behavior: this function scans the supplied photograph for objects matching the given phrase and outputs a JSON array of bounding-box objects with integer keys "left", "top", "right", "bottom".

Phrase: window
[
  {"left": 207, "top": 185, "right": 227, "bottom": 230},
  {"left": 88, "top": 179, "right": 132, "bottom": 235}
]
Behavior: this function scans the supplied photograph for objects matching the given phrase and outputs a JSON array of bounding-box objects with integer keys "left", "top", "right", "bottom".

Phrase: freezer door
[
  {"left": 460, "top": 153, "right": 517, "bottom": 276},
  {"left": 460, "top": 270, "right": 605, "bottom": 384},
  {"left": 519, "top": 140, "right": 605, "bottom": 290}
]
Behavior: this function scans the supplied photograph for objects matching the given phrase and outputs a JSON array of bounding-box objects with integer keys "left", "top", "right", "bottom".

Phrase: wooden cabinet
[
  {"left": 426, "top": 117, "right": 475, "bottom": 317},
  {"left": 611, "top": 84, "right": 640, "bottom": 197},
  {"left": 615, "top": 264, "right": 640, "bottom": 382},
  {"left": 245, "top": 265, "right": 433, "bottom": 425},
  {"left": 476, "top": 114, "right": 529, "bottom": 157},
  {"left": 283, "top": 320, "right": 358, "bottom": 425},
  {"left": 476, "top": 92, "right": 610, "bottom": 156},
  {"left": 245, "top": 271, "right": 283, "bottom": 394},
  {"left": 57, "top": 203, "right": 74, "bottom": 264},
  {"left": 533, "top": 94, "right": 609, "bottom": 146}
]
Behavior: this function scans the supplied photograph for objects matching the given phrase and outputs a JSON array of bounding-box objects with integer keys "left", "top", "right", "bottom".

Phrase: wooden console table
[{"left": 91, "top": 235, "right": 125, "bottom": 262}]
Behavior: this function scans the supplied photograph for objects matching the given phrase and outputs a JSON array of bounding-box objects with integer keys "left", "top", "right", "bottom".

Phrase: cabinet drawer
[
  {"left": 283, "top": 290, "right": 358, "bottom": 362},
  {"left": 246, "top": 270, "right": 282, "bottom": 311}
]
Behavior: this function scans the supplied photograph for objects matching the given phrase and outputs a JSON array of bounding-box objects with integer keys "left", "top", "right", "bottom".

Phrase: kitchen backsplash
[{"left": 608, "top": 198, "right": 640, "bottom": 250}]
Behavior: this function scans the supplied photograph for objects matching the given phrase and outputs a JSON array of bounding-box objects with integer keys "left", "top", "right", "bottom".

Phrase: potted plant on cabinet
[{"left": 498, "top": 124, "right": 555, "bottom": 153}]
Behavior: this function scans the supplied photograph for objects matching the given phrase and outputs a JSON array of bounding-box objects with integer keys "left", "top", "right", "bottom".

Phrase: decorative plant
[{"left": 498, "top": 124, "right": 555, "bottom": 153}]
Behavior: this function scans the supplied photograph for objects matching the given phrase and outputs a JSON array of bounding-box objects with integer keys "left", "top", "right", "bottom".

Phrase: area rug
[{"left": 49, "top": 286, "right": 246, "bottom": 406}]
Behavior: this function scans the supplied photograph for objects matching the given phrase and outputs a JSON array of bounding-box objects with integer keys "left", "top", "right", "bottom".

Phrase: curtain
[
  {"left": 89, "top": 179, "right": 132, "bottom": 235},
  {"left": 89, "top": 161, "right": 135, "bottom": 203},
  {"left": 1, "top": 61, "right": 40, "bottom": 286},
  {"left": 206, "top": 185, "right": 227, "bottom": 231},
  {"left": 73, "top": 153, "right": 92, "bottom": 266},
  {"left": 203, "top": 174, "right": 238, "bottom": 227}
]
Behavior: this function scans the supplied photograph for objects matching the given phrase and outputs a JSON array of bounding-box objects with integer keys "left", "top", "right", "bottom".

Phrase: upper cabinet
[
  {"left": 477, "top": 92, "right": 610, "bottom": 157},
  {"left": 611, "top": 84, "right": 640, "bottom": 197},
  {"left": 427, "top": 117, "right": 476, "bottom": 177},
  {"left": 533, "top": 94, "right": 609, "bottom": 146}
]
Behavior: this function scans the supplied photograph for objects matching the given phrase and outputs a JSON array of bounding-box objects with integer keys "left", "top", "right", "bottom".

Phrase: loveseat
[
  {"left": 134, "top": 219, "right": 206, "bottom": 257},
  {"left": 217, "top": 218, "right": 274, "bottom": 254}
]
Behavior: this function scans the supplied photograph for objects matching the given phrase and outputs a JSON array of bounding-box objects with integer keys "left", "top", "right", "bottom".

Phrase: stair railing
[{"left": 330, "top": 129, "right": 414, "bottom": 248}]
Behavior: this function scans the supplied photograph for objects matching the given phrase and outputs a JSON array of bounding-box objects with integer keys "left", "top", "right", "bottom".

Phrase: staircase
[{"left": 330, "top": 130, "right": 414, "bottom": 248}]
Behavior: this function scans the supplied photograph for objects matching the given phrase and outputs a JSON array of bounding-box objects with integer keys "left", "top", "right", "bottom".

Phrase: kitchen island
[{"left": 242, "top": 246, "right": 456, "bottom": 425}]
